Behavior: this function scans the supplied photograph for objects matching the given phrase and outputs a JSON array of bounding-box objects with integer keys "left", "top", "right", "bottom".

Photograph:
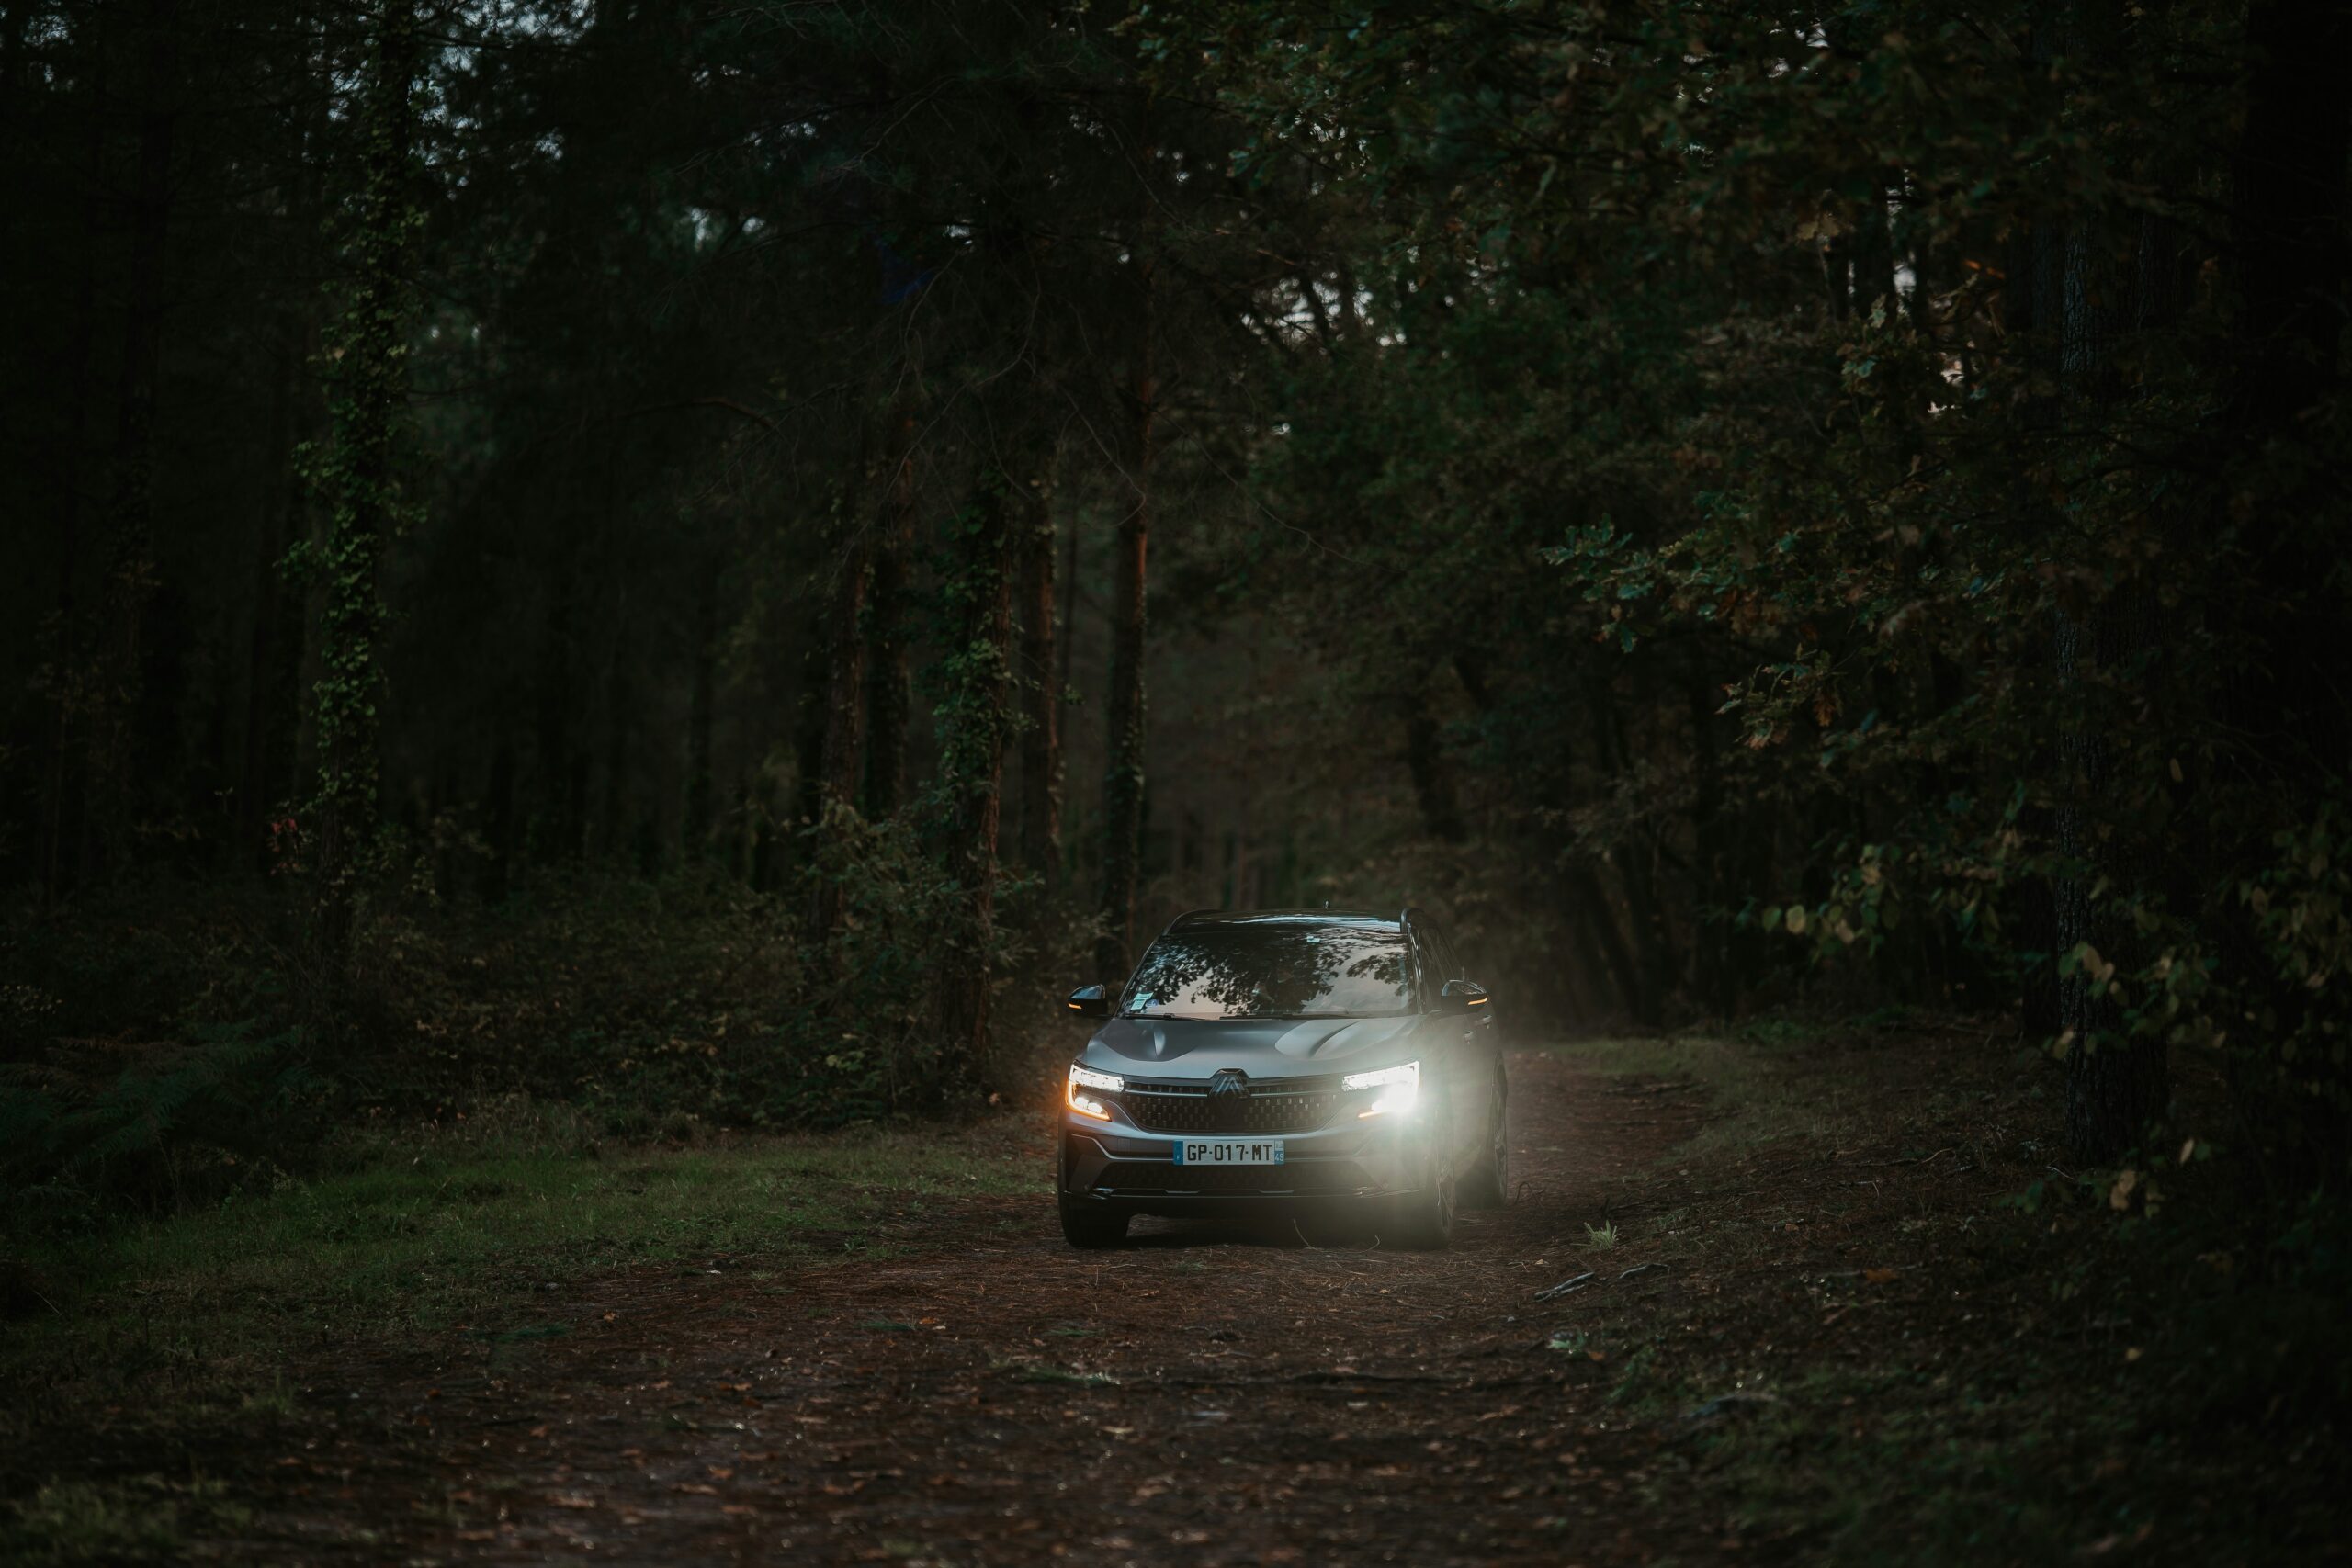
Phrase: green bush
[
  {"left": 0, "top": 1021, "right": 316, "bottom": 1222},
  {"left": 0, "top": 808, "right": 1078, "bottom": 1221}
]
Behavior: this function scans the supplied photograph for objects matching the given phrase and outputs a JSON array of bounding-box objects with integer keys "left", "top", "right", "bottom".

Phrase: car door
[
  {"left": 1423, "top": 918, "right": 1494, "bottom": 1161},
  {"left": 1413, "top": 917, "right": 1478, "bottom": 1162}
]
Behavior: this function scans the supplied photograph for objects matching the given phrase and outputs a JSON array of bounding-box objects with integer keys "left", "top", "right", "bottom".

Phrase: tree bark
[
  {"left": 1566, "top": 859, "right": 1649, "bottom": 1027},
  {"left": 239, "top": 305, "right": 308, "bottom": 870},
  {"left": 35, "top": 25, "right": 113, "bottom": 904},
  {"left": 2049, "top": 63, "right": 2171, "bottom": 1157},
  {"left": 481, "top": 737, "right": 514, "bottom": 904},
  {"left": 1590, "top": 686, "right": 1675, "bottom": 1025},
  {"left": 2227, "top": 0, "right": 2352, "bottom": 779},
  {"left": 1688, "top": 676, "right": 1736, "bottom": 1021},
  {"left": 936, "top": 467, "right": 1020, "bottom": 1090},
  {"left": 1403, "top": 695, "right": 1465, "bottom": 844},
  {"left": 791, "top": 638, "right": 827, "bottom": 839},
  {"left": 85, "top": 0, "right": 181, "bottom": 878},
  {"left": 1056, "top": 508, "right": 1079, "bottom": 702},
  {"left": 1015, "top": 450, "right": 1064, "bottom": 889},
  {"left": 236, "top": 52, "right": 328, "bottom": 874},
  {"left": 862, "top": 413, "right": 915, "bottom": 820},
  {"left": 2211, "top": 0, "right": 2352, "bottom": 1171},
  {"left": 311, "top": 0, "right": 416, "bottom": 959},
  {"left": 810, "top": 516, "right": 868, "bottom": 935},
  {"left": 1096, "top": 265, "right": 1154, "bottom": 979},
  {"left": 683, "top": 558, "right": 717, "bottom": 857}
]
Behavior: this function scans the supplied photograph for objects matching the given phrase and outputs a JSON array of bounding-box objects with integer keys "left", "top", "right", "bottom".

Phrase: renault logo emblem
[{"left": 1208, "top": 1069, "right": 1250, "bottom": 1100}]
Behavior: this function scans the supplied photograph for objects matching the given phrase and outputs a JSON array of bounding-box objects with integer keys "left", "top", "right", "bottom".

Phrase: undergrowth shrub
[
  {"left": 0, "top": 1022, "right": 316, "bottom": 1227},
  {"left": 1, "top": 811, "right": 1088, "bottom": 1222}
]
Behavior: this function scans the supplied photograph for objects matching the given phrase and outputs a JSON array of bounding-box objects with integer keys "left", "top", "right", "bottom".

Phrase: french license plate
[{"left": 1172, "top": 1139, "right": 1285, "bottom": 1167}]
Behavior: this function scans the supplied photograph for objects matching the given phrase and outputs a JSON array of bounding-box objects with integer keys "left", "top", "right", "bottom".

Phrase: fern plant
[{"left": 0, "top": 1021, "right": 318, "bottom": 1210}]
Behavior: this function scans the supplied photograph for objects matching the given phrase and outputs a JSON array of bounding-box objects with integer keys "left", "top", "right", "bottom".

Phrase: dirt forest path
[{"left": 253, "top": 1051, "right": 1725, "bottom": 1565}]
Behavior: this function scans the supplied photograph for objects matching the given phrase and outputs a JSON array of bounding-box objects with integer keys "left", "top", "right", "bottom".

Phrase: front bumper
[{"left": 1058, "top": 1102, "right": 1428, "bottom": 1218}]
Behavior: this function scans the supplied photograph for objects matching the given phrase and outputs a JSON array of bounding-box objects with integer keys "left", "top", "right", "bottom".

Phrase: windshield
[{"left": 1121, "top": 923, "right": 1415, "bottom": 1020}]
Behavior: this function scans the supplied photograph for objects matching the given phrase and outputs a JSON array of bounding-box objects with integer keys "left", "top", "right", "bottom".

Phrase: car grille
[
  {"left": 1121, "top": 1077, "right": 1341, "bottom": 1135},
  {"left": 1092, "top": 1160, "right": 1369, "bottom": 1197}
]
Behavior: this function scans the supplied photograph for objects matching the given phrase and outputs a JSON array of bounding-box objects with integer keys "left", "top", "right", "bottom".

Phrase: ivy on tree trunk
[
  {"left": 304, "top": 0, "right": 420, "bottom": 962},
  {"left": 933, "top": 464, "right": 1020, "bottom": 1093}
]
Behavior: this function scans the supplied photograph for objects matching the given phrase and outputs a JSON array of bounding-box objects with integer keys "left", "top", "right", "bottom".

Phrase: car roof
[{"left": 1166, "top": 908, "right": 1408, "bottom": 931}]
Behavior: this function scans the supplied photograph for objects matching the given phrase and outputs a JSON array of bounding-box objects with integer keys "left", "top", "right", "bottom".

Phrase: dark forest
[{"left": 2, "top": 0, "right": 2347, "bottom": 1560}]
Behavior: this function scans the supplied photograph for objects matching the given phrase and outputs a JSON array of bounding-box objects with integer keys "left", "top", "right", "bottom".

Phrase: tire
[
  {"left": 1058, "top": 1200, "right": 1129, "bottom": 1249},
  {"left": 1385, "top": 1134, "right": 1457, "bottom": 1250},
  {"left": 1460, "top": 1067, "right": 1510, "bottom": 1210}
]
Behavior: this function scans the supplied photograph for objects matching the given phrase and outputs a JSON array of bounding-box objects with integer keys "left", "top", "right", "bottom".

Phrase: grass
[
  {"left": 0, "top": 1115, "right": 1036, "bottom": 1419},
  {"left": 1544, "top": 1032, "right": 1864, "bottom": 1153},
  {"left": 7, "top": 1015, "right": 2344, "bottom": 1563},
  {"left": 1551, "top": 1014, "right": 2351, "bottom": 1562},
  {"left": 0, "top": 1475, "right": 251, "bottom": 1566}
]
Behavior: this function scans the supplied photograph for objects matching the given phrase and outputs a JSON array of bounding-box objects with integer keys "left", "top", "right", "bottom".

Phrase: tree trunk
[
  {"left": 0, "top": 1, "right": 31, "bottom": 106},
  {"left": 791, "top": 639, "right": 827, "bottom": 839},
  {"left": 683, "top": 558, "right": 717, "bottom": 857},
  {"left": 1096, "top": 264, "right": 1154, "bottom": 979},
  {"left": 472, "top": 736, "right": 511, "bottom": 909},
  {"left": 1590, "top": 686, "right": 1675, "bottom": 1024},
  {"left": 1015, "top": 450, "right": 1063, "bottom": 888},
  {"left": 1566, "top": 859, "right": 1649, "bottom": 1027},
  {"left": 810, "top": 518, "right": 868, "bottom": 935},
  {"left": 862, "top": 413, "right": 915, "bottom": 820},
  {"left": 310, "top": 0, "right": 417, "bottom": 959},
  {"left": 237, "top": 69, "right": 328, "bottom": 874},
  {"left": 1056, "top": 510, "right": 1079, "bottom": 700},
  {"left": 1403, "top": 695, "right": 1465, "bottom": 844},
  {"left": 2212, "top": 0, "right": 2352, "bottom": 1172},
  {"left": 935, "top": 467, "right": 1020, "bottom": 1090},
  {"left": 597, "top": 607, "right": 630, "bottom": 858},
  {"left": 238, "top": 308, "right": 307, "bottom": 871},
  {"left": 35, "top": 34, "right": 113, "bottom": 904},
  {"left": 2048, "top": 26, "right": 2172, "bottom": 1155},
  {"left": 1688, "top": 677, "right": 1736, "bottom": 1021},
  {"left": 2226, "top": 0, "right": 2352, "bottom": 781},
  {"left": 85, "top": 0, "right": 181, "bottom": 878}
]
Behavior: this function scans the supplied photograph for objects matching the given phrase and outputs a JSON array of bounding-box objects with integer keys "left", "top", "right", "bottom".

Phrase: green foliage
[
  {"left": 791, "top": 802, "right": 1017, "bottom": 1115},
  {"left": 0, "top": 813, "right": 1050, "bottom": 1204},
  {"left": 374, "top": 853, "right": 984, "bottom": 1130},
  {"left": 1146, "top": 0, "right": 2352, "bottom": 1183},
  {"left": 0, "top": 1022, "right": 316, "bottom": 1220}
]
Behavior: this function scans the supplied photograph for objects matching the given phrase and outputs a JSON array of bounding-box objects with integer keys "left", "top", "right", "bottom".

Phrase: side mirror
[
  {"left": 1439, "top": 978, "right": 1490, "bottom": 1013},
  {"left": 1066, "top": 983, "right": 1112, "bottom": 1019}
]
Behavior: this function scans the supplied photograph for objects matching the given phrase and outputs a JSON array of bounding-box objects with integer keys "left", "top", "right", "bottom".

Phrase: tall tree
[
  {"left": 863, "top": 412, "right": 917, "bottom": 822},
  {"left": 1095, "top": 244, "right": 1154, "bottom": 979},
  {"left": 1014, "top": 453, "right": 1063, "bottom": 888},
  {"left": 810, "top": 491, "right": 868, "bottom": 936},
  {"left": 307, "top": 0, "right": 420, "bottom": 957},
  {"left": 82, "top": 0, "right": 180, "bottom": 877},
  {"left": 933, "top": 463, "right": 1021, "bottom": 1087}
]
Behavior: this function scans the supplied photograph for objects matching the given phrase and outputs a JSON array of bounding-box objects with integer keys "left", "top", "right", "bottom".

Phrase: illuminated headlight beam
[
  {"left": 1066, "top": 1063, "right": 1123, "bottom": 1121},
  {"left": 1343, "top": 1059, "right": 1419, "bottom": 1119}
]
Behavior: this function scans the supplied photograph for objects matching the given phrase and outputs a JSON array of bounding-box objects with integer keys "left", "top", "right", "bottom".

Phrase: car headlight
[
  {"left": 1066, "top": 1063, "right": 1122, "bottom": 1121},
  {"left": 1344, "top": 1059, "right": 1419, "bottom": 1119}
]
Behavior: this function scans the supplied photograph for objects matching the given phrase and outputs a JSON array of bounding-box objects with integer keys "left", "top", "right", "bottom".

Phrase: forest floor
[{"left": 3, "top": 1023, "right": 2346, "bottom": 1565}]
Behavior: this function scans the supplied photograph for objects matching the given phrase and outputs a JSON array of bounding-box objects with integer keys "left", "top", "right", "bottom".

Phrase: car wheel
[
  {"left": 1058, "top": 1200, "right": 1129, "bottom": 1249},
  {"left": 1386, "top": 1134, "right": 1456, "bottom": 1250},
  {"left": 1460, "top": 1069, "right": 1510, "bottom": 1210}
]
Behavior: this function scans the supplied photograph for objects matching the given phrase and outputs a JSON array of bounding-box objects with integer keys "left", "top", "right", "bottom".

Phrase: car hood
[{"left": 1079, "top": 1013, "right": 1432, "bottom": 1080}]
